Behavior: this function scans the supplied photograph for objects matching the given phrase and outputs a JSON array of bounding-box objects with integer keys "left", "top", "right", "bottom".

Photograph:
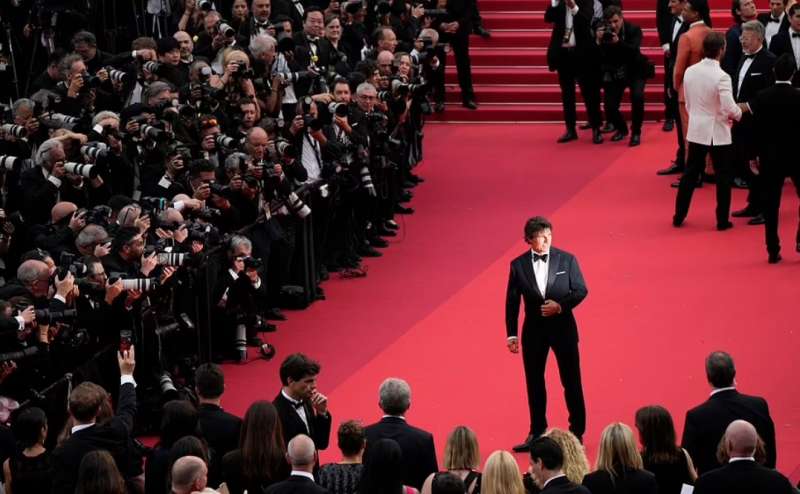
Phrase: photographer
[
  {"left": 293, "top": 8, "right": 338, "bottom": 98},
  {"left": 249, "top": 35, "right": 284, "bottom": 116},
  {"left": 0, "top": 259, "right": 75, "bottom": 312},
  {"left": 29, "top": 202, "right": 87, "bottom": 261},
  {"left": 53, "top": 54, "right": 97, "bottom": 118},
  {"left": 595, "top": 5, "right": 649, "bottom": 146},
  {"left": 432, "top": 0, "right": 478, "bottom": 109}
]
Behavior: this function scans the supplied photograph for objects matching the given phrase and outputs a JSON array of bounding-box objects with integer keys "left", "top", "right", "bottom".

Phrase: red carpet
[{"left": 221, "top": 124, "right": 800, "bottom": 482}]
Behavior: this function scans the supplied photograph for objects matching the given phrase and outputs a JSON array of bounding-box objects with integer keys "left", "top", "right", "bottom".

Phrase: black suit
[
  {"left": 581, "top": 469, "right": 658, "bottom": 494},
  {"left": 667, "top": 17, "right": 690, "bottom": 167},
  {"left": 265, "top": 474, "right": 329, "bottom": 494},
  {"left": 505, "top": 247, "right": 588, "bottom": 438},
  {"left": 758, "top": 12, "right": 790, "bottom": 47},
  {"left": 693, "top": 459, "right": 794, "bottom": 494},
  {"left": 198, "top": 403, "right": 242, "bottom": 487},
  {"left": 438, "top": 0, "right": 476, "bottom": 102},
  {"left": 50, "top": 381, "right": 138, "bottom": 494},
  {"left": 766, "top": 29, "right": 800, "bottom": 86},
  {"left": 364, "top": 416, "right": 438, "bottom": 489},
  {"left": 273, "top": 391, "right": 332, "bottom": 450},
  {"left": 545, "top": 0, "right": 602, "bottom": 131},
  {"left": 541, "top": 475, "right": 591, "bottom": 494},
  {"left": 681, "top": 389, "right": 777, "bottom": 475},
  {"left": 748, "top": 82, "right": 800, "bottom": 256},
  {"left": 599, "top": 22, "right": 647, "bottom": 135},
  {"left": 293, "top": 32, "right": 335, "bottom": 98},
  {"left": 18, "top": 166, "right": 107, "bottom": 226}
]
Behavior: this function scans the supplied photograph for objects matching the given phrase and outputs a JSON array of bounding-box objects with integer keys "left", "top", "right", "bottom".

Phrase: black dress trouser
[
  {"left": 674, "top": 142, "right": 733, "bottom": 226},
  {"left": 603, "top": 77, "right": 646, "bottom": 135},
  {"left": 762, "top": 165, "right": 800, "bottom": 256},
  {"left": 557, "top": 48, "right": 602, "bottom": 131}
]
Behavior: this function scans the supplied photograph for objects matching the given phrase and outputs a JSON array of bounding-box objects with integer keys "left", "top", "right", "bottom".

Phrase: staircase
[{"left": 432, "top": 0, "right": 728, "bottom": 122}]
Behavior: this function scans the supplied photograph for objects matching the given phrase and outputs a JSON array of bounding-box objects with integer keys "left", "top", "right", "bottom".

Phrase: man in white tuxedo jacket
[{"left": 673, "top": 31, "right": 745, "bottom": 230}]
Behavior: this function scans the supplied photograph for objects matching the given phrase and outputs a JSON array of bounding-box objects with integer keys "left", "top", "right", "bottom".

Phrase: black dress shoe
[
  {"left": 579, "top": 122, "right": 592, "bottom": 130},
  {"left": 768, "top": 253, "right": 782, "bottom": 264},
  {"left": 611, "top": 130, "right": 628, "bottom": 142},
  {"left": 732, "top": 177, "right": 749, "bottom": 189},
  {"left": 318, "top": 265, "right": 329, "bottom": 281},
  {"left": 657, "top": 162, "right": 683, "bottom": 175},
  {"left": 672, "top": 216, "right": 684, "bottom": 227},
  {"left": 512, "top": 434, "right": 539, "bottom": 453},
  {"left": 717, "top": 221, "right": 734, "bottom": 231},
  {"left": 703, "top": 174, "right": 716, "bottom": 184},
  {"left": 797, "top": 242, "right": 800, "bottom": 253},
  {"left": 747, "top": 214, "right": 765, "bottom": 225},
  {"left": 395, "top": 205, "right": 414, "bottom": 214},
  {"left": 629, "top": 133, "right": 641, "bottom": 147},
  {"left": 385, "top": 220, "right": 399, "bottom": 230},
  {"left": 732, "top": 207, "right": 758, "bottom": 218},
  {"left": 369, "top": 236, "right": 389, "bottom": 248},
  {"left": 462, "top": 99, "right": 478, "bottom": 110},
  {"left": 592, "top": 129, "right": 604, "bottom": 144},
  {"left": 377, "top": 227, "right": 396, "bottom": 237},
  {"left": 259, "top": 343, "right": 276, "bottom": 360},
  {"left": 662, "top": 119, "right": 674, "bottom": 132},
  {"left": 557, "top": 130, "right": 578, "bottom": 143},
  {"left": 474, "top": 25, "right": 491, "bottom": 38},
  {"left": 600, "top": 122, "right": 616, "bottom": 133}
]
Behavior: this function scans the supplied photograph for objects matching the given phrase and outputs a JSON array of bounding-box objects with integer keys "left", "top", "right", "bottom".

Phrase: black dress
[
  {"left": 221, "top": 448, "right": 291, "bottom": 494},
  {"left": 318, "top": 463, "right": 364, "bottom": 494},
  {"left": 642, "top": 451, "right": 693, "bottom": 494},
  {"left": 9, "top": 450, "right": 52, "bottom": 494}
]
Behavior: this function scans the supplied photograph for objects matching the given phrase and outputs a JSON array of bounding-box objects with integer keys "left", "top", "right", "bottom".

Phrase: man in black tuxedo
[
  {"left": 528, "top": 437, "right": 591, "bottom": 493},
  {"left": 545, "top": 0, "right": 603, "bottom": 144},
  {"left": 681, "top": 351, "right": 777, "bottom": 475},
  {"left": 747, "top": 53, "right": 800, "bottom": 262},
  {"left": 50, "top": 346, "right": 139, "bottom": 494},
  {"left": 657, "top": 0, "right": 692, "bottom": 176},
  {"left": 766, "top": 3, "right": 800, "bottom": 86},
  {"left": 273, "top": 353, "right": 332, "bottom": 452},
  {"left": 657, "top": 0, "right": 676, "bottom": 129},
  {"left": 505, "top": 216, "right": 588, "bottom": 451},
  {"left": 195, "top": 363, "right": 241, "bottom": 487},
  {"left": 730, "top": 20, "right": 775, "bottom": 226},
  {"left": 437, "top": 0, "right": 478, "bottom": 109},
  {"left": 364, "top": 378, "right": 438, "bottom": 489},
  {"left": 693, "top": 420, "right": 793, "bottom": 494},
  {"left": 293, "top": 7, "right": 336, "bottom": 98},
  {"left": 265, "top": 435, "right": 328, "bottom": 494},
  {"left": 758, "top": 0, "right": 789, "bottom": 47}
]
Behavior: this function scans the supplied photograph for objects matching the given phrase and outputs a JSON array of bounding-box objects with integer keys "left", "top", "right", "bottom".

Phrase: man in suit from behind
[
  {"left": 758, "top": 0, "right": 790, "bottom": 47},
  {"left": 171, "top": 456, "right": 217, "bottom": 494},
  {"left": 273, "top": 353, "right": 332, "bottom": 451},
  {"left": 681, "top": 351, "right": 777, "bottom": 475},
  {"left": 265, "top": 435, "right": 329, "bottom": 494},
  {"left": 673, "top": 32, "right": 744, "bottom": 230},
  {"left": 364, "top": 378, "right": 438, "bottom": 489},
  {"left": 765, "top": 3, "right": 800, "bottom": 86},
  {"left": 50, "top": 346, "right": 139, "bottom": 494},
  {"left": 693, "top": 420, "right": 793, "bottom": 494},
  {"left": 195, "top": 363, "right": 242, "bottom": 487},
  {"left": 506, "top": 216, "right": 588, "bottom": 452},
  {"left": 747, "top": 54, "right": 800, "bottom": 262},
  {"left": 528, "top": 437, "right": 591, "bottom": 493}
]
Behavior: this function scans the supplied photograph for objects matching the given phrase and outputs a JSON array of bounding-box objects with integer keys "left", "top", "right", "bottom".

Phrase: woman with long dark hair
[
  {"left": 221, "top": 400, "right": 290, "bottom": 494},
  {"left": 635, "top": 406, "right": 697, "bottom": 494},
  {"left": 146, "top": 400, "right": 203, "bottom": 494},
  {"left": 359, "top": 439, "right": 418, "bottom": 494},
  {"left": 75, "top": 450, "right": 127, "bottom": 494},
  {"left": 2, "top": 407, "right": 51, "bottom": 494}
]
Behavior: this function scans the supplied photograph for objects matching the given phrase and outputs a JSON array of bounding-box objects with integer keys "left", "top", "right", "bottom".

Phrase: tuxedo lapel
[
  {"left": 545, "top": 250, "right": 560, "bottom": 296},
  {"left": 520, "top": 254, "right": 543, "bottom": 298}
]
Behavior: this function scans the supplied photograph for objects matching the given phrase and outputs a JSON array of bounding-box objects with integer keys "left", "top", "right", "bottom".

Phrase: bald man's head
[
  {"left": 51, "top": 202, "right": 78, "bottom": 224},
  {"left": 724, "top": 420, "right": 758, "bottom": 458},
  {"left": 287, "top": 434, "right": 316, "bottom": 470},
  {"left": 171, "top": 456, "right": 207, "bottom": 494}
]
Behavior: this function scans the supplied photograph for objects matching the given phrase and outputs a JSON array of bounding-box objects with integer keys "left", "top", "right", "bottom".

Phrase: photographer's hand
[
  {"left": 25, "top": 117, "right": 40, "bottom": 135},
  {"left": 194, "top": 182, "right": 211, "bottom": 200},
  {"left": 412, "top": 4, "right": 425, "bottom": 17},
  {"left": 141, "top": 252, "right": 158, "bottom": 276},
  {"left": 96, "top": 68, "right": 109, "bottom": 83},
  {"left": 334, "top": 115, "right": 352, "bottom": 134},
  {"left": 20, "top": 306, "right": 35, "bottom": 325},
  {"left": 67, "top": 73, "right": 84, "bottom": 98},
  {"left": 125, "top": 289, "right": 143, "bottom": 308},
  {"left": 174, "top": 224, "right": 189, "bottom": 243},
  {"left": 94, "top": 242, "right": 112, "bottom": 257},
  {"left": 134, "top": 213, "right": 151, "bottom": 233},
  {"left": 55, "top": 272, "right": 75, "bottom": 300},
  {"left": 69, "top": 210, "right": 87, "bottom": 232},
  {"left": 52, "top": 161, "right": 66, "bottom": 178},
  {"left": 118, "top": 345, "right": 136, "bottom": 376},
  {"left": 507, "top": 337, "right": 520, "bottom": 354},
  {"left": 159, "top": 266, "right": 177, "bottom": 284},
  {"left": 105, "top": 280, "right": 124, "bottom": 305},
  {"left": 289, "top": 115, "right": 305, "bottom": 135}
]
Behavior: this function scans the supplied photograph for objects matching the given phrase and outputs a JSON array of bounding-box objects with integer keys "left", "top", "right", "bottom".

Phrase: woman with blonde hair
[
  {"left": 582, "top": 423, "right": 658, "bottom": 494},
  {"left": 421, "top": 426, "right": 482, "bottom": 494},
  {"left": 543, "top": 428, "right": 590, "bottom": 484},
  {"left": 481, "top": 451, "right": 525, "bottom": 494}
]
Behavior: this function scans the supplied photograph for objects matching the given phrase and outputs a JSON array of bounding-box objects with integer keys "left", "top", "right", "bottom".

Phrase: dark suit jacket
[
  {"left": 364, "top": 416, "right": 437, "bottom": 489},
  {"left": 681, "top": 389, "right": 777, "bottom": 475},
  {"left": 544, "top": 0, "right": 596, "bottom": 71},
  {"left": 758, "top": 12, "right": 790, "bottom": 44},
  {"left": 599, "top": 22, "right": 647, "bottom": 79},
  {"left": 50, "top": 381, "right": 138, "bottom": 494},
  {"left": 731, "top": 48, "right": 775, "bottom": 158},
  {"left": 505, "top": 247, "right": 588, "bottom": 343},
  {"left": 656, "top": 0, "right": 673, "bottom": 46},
  {"left": 19, "top": 166, "right": 109, "bottom": 226},
  {"left": 273, "top": 391, "right": 332, "bottom": 450},
  {"left": 693, "top": 459, "right": 794, "bottom": 494},
  {"left": 749, "top": 82, "right": 800, "bottom": 168},
  {"left": 766, "top": 29, "right": 800, "bottom": 86},
  {"left": 581, "top": 469, "right": 658, "bottom": 494},
  {"left": 265, "top": 474, "right": 329, "bottom": 494},
  {"left": 723, "top": 24, "right": 744, "bottom": 77},
  {"left": 198, "top": 402, "right": 242, "bottom": 485},
  {"left": 542, "top": 475, "right": 592, "bottom": 494},
  {"left": 292, "top": 32, "right": 335, "bottom": 98},
  {"left": 666, "top": 18, "right": 691, "bottom": 91}
]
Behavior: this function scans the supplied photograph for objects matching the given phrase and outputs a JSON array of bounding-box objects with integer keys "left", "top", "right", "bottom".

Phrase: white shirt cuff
[
  {"left": 15, "top": 316, "right": 25, "bottom": 331},
  {"left": 569, "top": 5, "right": 579, "bottom": 14},
  {"left": 48, "top": 175, "right": 62, "bottom": 188},
  {"left": 661, "top": 43, "right": 670, "bottom": 52},
  {"left": 253, "top": 277, "right": 262, "bottom": 289},
  {"left": 120, "top": 374, "right": 137, "bottom": 387},
  {"left": 54, "top": 294, "right": 67, "bottom": 304},
  {"left": 507, "top": 336, "right": 519, "bottom": 342}
]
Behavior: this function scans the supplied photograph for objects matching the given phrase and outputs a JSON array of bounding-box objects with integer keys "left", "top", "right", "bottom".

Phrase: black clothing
[
  {"left": 364, "top": 416, "right": 438, "bottom": 489},
  {"left": 318, "top": 463, "right": 363, "bottom": 494},
  {"left": 505, "top": 247, "right": 588, "bottom": 437},
  {"left": 292, "top": 32, "right": 336, "bottom": 98},
  {"left": 8, "top": 450, "right": 52, "bottom": 494},
  {"left": 642, "top": 450, "right": 693, "bottom": 494},
  {"left": 667, "top": 17, "right": 690, "bottom": 166},
  {"left": 265, "top": 474, "right": 330, "bottom": 494},
  {"left": 599, "top": 22, "right": 647, "bottom": 135},
  {"left": 674, "top": 143, "right": 734, "bottom": 227},
  {"left": 273, "top": 391, "right": 332, "bottom": 450},
  {"left": 582, "top": 469, "right": 658, "bottom": 494},
  {"left": 144, "top": 446, "right": 171, "bottom": 494},
  {"left": 758, "top": 12, "right": 790, "bottom": 46},
  {"left": 693, "top": 460, "right": 793, "bottom": 494},
  {"left": 766, "top": 29, "right": 800, "bottom": 86},
  {"left": 681, "top": 389, "right": 777, "bottom": 475},
  {"left": 541, "top": 476, "right": 591, "bottom": 494},
  {"left": 198, "top": 403, "right": 242, "bottom": 486},
  {"left": 221, "top": 448, "right": 291, "bottom": 494}
]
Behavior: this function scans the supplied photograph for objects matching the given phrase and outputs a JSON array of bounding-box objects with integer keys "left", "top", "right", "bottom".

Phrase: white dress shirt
[
  {"left": 729, "top": 456, "right": 755, "bottom": 463},
  {"left": 282, "top": 389, "right": 310, "bottom": 433},
  {"left": 531, "top": 249, "right": 550, "bottom": 297},
  {"left": 552, "top": 0, "right": 580, "bottom": 47},
  {"left": 736, "top": 47, "right": 761, "bottom": 98},
  {"left": 672, "top": 16, "right": 684, "bottom": 43},
  {"left": 765, "top": 13, "right": 784, "bottom": 45},
  {"left": 301, "top": 133, "right": 322, "bottom": 182}
]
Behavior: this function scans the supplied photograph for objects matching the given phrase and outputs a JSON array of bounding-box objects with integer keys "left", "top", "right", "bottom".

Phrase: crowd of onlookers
[{"left": 0, "top": 349, "right": 794, "bottom": 494}]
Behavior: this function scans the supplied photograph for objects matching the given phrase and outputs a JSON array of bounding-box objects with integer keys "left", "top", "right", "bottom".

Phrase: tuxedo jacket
[
  {"left": 674, "top": 22, "right": 711, "bottom": 102},
  {"left": 656, "top": 0, "right": 673, "bottom": 45},
  {"left": 766, "top": 29, "right": 800, "bottom": 86},
  {"left": 693, "top": 460, "right": 793, "bottom": 494},
  {"left": 683, "top": 58, "right": 742, "bottom": 146},
  {"left": 681, "top": 389, "right": 776, "bottom": 475},
  {"left": 541, "top": 476, "right": 591, "bottom": 494},
  {"left": 265, "top": 475, "right": 329, "bottom": 494},
  {"left": 364, "top": 416, "right": 438, "bottom": 489},
  {"left": 731, "top": 48, "right": 775, "bottom": 158},
  {"left": 758, "top": 12, "right": 790, "bottom": 44},
  {"left": 666, "top": 18, "right": 691, "bottom": 90},
  {"left": 544, "top": 0, "right": 597, "bottom": 71},
  {"left": 273, "top": 391, "right": 332, "bottom": 450},
  {"left": 292, "top": 32, "right": 335, "bottom": 97},
  {"left": 581, "top": 469, "right": 658, "bottom": 494},
  {"left": 505, "top": 247, "right": 588, "bottom": 344},
  {"left": 749, "top": 82, "right": 800, "bottom": 168}
]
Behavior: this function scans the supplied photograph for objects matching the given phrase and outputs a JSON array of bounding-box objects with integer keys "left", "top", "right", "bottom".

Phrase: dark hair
[
  {"left": 687, "top": 0, "right": 712, "bottom": 25},
  {"left": 789, "top": 2, "right": 800, "bottom": 16},
  {"left": 524, "top": 216, "right": 552, "bottom": 241},
  {"left": 111, "top": 226, "right": 140, "bottom": 253},
  {"left": 279, "top": 353, "right": 320, "bottom": 386},
  {"left": 240, "top": 401, "right": 287, "bottom": 484},
  {"left": 603, "top": 5, "right": 623, "bottom": 19},
  {"left": 195, "top": 363, "right": 225, "bottom": 399},
  {"left": 702, "top": 31, "right": 726, "bottom": 59},
  {"left": 635, "top": 405, "right": 682, "bottom": 464},
  {"left": 189, "top": 159, "right": 216, "bottom": 178},
  {"left": 530, "top": 437, "right": 564, "bottom": 470},
  {"left": 159, "top": 400, "right": 200, "bottom": 449},
  {"left": 338, "top": 420, "right": 366, "bottom": 457},
  {"left": 431, "top": 472, "right": 466, "bottom": 494},
  {"left": 13, "top": 407, "right": 47, "bottom": 449},
  {"left": 75, "top": 450, "right": 126, "bottom": 494},
  {"left": 72, "top": 30, "right": 97, "bottom": 47},
  {"left": 705, "top": 351, "right": 735, "bottom": 387},
  {"left": 359, "top": 439, "right": 404, "bottom": 494},
  {"left": 303, "top": 6, "right": 323, "bottom": 20},
  {"left": 774, "top": 53, "right": 797, "bottom": 80},
  {"left": 325, "top": 13, "right": 341, "bottom": 26}
]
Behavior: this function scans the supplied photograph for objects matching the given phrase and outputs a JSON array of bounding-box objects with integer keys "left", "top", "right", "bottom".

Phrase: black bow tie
[
  {"left": 793, "top": 32, "right": 800, "bottom": 38},
  {"left": 256, "top": 20, "right": 270, "bottom": 29},
  {"left": 289, "top": 399, "right": 304, "bottom": 409},
  {"left": 743, "top": 53, "right": 756, "bottom": 59},
  {"left": 533, "top": 253, "right": 548, "bottom": 263},
  {"left": 675, "top": 17, "right": 682, "bottom": 23},
  {"left": 770, "top": 16, "right": 781, "bottom": 22}
]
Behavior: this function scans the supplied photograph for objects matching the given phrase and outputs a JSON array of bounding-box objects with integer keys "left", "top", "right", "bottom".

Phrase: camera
[
  {"left": 344, "top": 0, "right": 363, "bottom": 14},
  {"left": 63, "top": 162, "right": 100, "bottom": 179},
  {"left": 113, "top": 276, "right": 158, "bottom": 291},
  {"left": 215, "top": 134, "right": 240, "bottom": 150},
  {"left": 274, "top": 139, "right": 296, "bottom": 159},
  {"left": 105, "top": 67, "right": 131, "bottom": 84},
  {"left": 58, "top": 252, "right": 89, "bottom": 279},
  {"left": 328, "top": 102, "right": 349, "bottom": 118},
  {"left": 156, "top": 252, "right": 189, "bottom": 267},
  {"left": 198, "top": 0, "right": 214, "bottom": 11},
  {"left": 141, "top": 124, "right": 170, "bottom": 142},
  {"left": 80, "top": 205, "right": 113, "bottom": 226},
  {"left": 217, "top": 21, "right": 236, "bottom": 38},
  {"left": 360, "top": 166, "right": 375, "bottom": 193},
  {"left": 242, "top": 256, "right": 263, "bottom": 270},
  {"left": 1, "top": 124, "right": 28, "bottom": 138},
  {"left": 423, "top": 8, "right": 448, "bottom": 16},
  {"left": 0, "top": 155, "right": 33, "bottom": 172},
  {"left": 139, "top": 196, "right": 168, "bottom": 213},
  {"left": 208, "top": 182, "right": 232, "bottom": 197},
  {"left": 375, "top": 1, "right": 391, "bottom": 15},
  {"left": 81, "top": 142, "right": 110, "bottom": 162},
  {"left": 34, "top": 308, "right": 78, "bottom": 325},
  {"left": 80, "top": 71, "right": 101, "bottom": 90},
  {"left": 232, "top": 61, "right": 254, "bottom": 79},
  {"left": 38, "top": 112, "right": 79, "bottom": 130},
  {"left": 601, "top": 22, "right": 615, "bottom": 43},
  {"left": 276, "top": 33, "right": 296, "bottom": 53},
  {"left": 143, "top": 61, "right": 163, "bottom": 75}
]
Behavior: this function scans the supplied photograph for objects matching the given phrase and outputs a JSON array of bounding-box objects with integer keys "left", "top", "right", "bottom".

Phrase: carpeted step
[
  {"left": 445, "top": 83, "right": 665, "bottom": 103},
  {"left": 427, "top": 102, "right": 664, "bottom": 122},
  {"left": 445, "top": 65, "right": 665, "bottom": 84},
  {"left": 478, "top": 0, "right": 729, "bottom": 11},
  {"left": 448, "top": 46, "right": 666, "bottom": 66},
  {"left": 479, "top": 10, "right": 727, "bottom": 30},
  {"left": 472, "top": 28, "right": 664, "bottom": 48}
]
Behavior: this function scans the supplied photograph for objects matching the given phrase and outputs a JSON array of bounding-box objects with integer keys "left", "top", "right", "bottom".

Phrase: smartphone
[{"left": 120, "top": 330, "right": 132, "bottom": 353}]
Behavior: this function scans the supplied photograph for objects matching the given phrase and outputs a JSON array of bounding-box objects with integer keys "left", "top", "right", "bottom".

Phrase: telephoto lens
[
  {"left": 143, "top": 61, "right": 162, "bottom": 74},
  {"left": 106, "top": 67, "right": 131, "bottom": 84},
  {"left": 63, "top": 162, "right": 100, "bottom": 179},
  {"left": 0, "top": 155, "right": 33, "bottom": 172},
  {"left": 360, "top": 166, "right": 376, "bottom": 195},
  {"left": 118, "top": 278, "right": 157, "bottom": 291},
  {"left": 81, "top": 143, "right": 109, "bottom": 161},
  {"left": 1, "top": 124, "right": 28, "bottom": 138},
  {"left": 156, "top": 252, "right": 188, "bottom": 266},
  {"left": 198, "top": 0, "right": 213, "bottom": 10},
  {"left": 140, "top": 124, "right": 169, "bottom": 141},
  {"left": 328, "top": 102, "right": 349, "bottom": 117},
  {"left": 218, "top": 22, "right": 236, "bottom": 38},
  {"left": 214, "top": 134, "right": 239, "bottom": 149}
]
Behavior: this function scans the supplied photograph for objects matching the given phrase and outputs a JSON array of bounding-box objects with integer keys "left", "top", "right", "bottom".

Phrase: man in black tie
[
  {"left": 505, "top": 217, "right": 588, "bottom": 452},
  {"left": 265, "top": 435, "right": 329, "bottom": 494},
  {"left": 758, "top": 0, "right": 789, "bottom": 48},
  {"left": 293, "top": 7, "right": 335, "bottom": 98},
  {"left": 273, "top": 353, "right": 332, "bottom": 452},
  {"left": 237, "top": 0, "right": 276, "bottom": 43},
  {"left": 766, "top": 3, "right": 800, "bottom": 86},
  {"left": 746, "top": 53, "right": 800, "bottom": 262},
  {"left": 528, "top": 437, "right": 591, "bottom": 493}
]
